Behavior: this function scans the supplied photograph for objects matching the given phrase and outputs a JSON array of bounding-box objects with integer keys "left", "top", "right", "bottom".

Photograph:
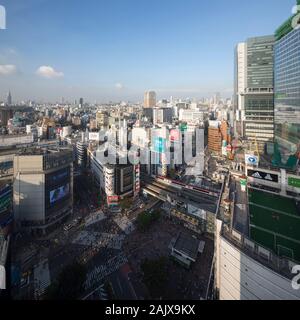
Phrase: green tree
[
  {"left": 169, "top": 168, "right": 176, "bottom": 179},
  {"left": 44, "top": 261, "right": 87, "bottom": 300},
  {"left": 137, "top": 210, "right": 161, "bottom": 231},
  {"left": 120, "top": 197, "right": 133, "bottom": 210},
  {"left": 141, "top": 257, "right": 168, "bottom": 299}
]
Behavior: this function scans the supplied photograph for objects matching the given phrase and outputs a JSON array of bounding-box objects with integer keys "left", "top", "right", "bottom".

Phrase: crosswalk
[
  {"left": 33, "top": 259, "right": 51, "bottom": 299},
  {"left": 84, "top": 253, "right": 128, "bottom": 291}
]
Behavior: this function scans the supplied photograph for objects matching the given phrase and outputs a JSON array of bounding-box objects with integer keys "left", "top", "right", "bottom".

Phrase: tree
[
  {"left": 169, "top": 168, "right": 176, "bottom": 179},
  {"left": 137, "top": 210, "right": 161, "bottom": 231},
  {"left": 44, "top": 261, "right": 87, "bottom": 300},
  {"left": 141, "top": 257, "right": 168, "bottom": 299},
  {"left": 119, "top": 197, "right": 133, "bottom": 210}
]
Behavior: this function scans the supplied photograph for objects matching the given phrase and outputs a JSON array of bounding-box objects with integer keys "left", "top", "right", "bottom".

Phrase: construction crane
[{"left": 249, "top": 134, "right": 260, "bottom": 161}]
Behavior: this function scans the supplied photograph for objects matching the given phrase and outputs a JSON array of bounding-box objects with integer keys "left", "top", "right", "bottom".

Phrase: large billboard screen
[
  {"left": 288, "top": 177, "right": 300, "bottom": 188},
  {"left": 50, "top": 184, "right": 70, "bottom": 205},
  {"left": 247, "top": 169, "right": 279, "bottom": 183},
  {"left": 153, "top": 137, "right": 166, "bottom": 153}
]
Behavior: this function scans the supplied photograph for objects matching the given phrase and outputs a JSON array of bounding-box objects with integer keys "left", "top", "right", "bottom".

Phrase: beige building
[
  {"left": 96, "top": 111, "right": 109, "bottom": 129},
  {"left": 144, "top": 91, "right": 156, "bottom": 108},
  {"left": 13, "top": 148, "right": 73, "bottom": 237}
]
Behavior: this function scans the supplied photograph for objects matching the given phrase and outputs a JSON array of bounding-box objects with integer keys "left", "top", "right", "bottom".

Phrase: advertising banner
[
  {"left": 247, "top": 169, "right": 279, "bottom": 183},
  {"left": 245, "top": 154, "right": 259, "bottom": 166}
]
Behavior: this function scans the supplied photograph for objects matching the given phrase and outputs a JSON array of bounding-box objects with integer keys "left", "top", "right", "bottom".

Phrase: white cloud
[
  {"left": 36, "top": 66, "right": 64, "bottom": 79},
  {"left": 115, "top": 83, "right": 124, "bottom": 89},
  {"left": 0, "top": 64, "right": 17, "bottom": 75}
]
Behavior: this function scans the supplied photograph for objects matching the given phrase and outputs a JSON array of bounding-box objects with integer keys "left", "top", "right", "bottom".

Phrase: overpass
[{"left": 141, "top": 175, "right": 222, "bottom": 215}]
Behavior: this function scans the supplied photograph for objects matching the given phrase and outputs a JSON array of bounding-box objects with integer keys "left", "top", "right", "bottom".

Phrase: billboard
[
  {"left": 170, "top": 129, "right": 180, "bottom": 142},
  {"left": 153, "top": 137, "right": 166, "bottom": 153},
  {"left": 288, "top": 177, "right": 300, "bottom": 188},
  {"left": 134, "top": 165, "right": 140, "bottom": 194},
  {"left": 247, "top": 169, "right": 279, "bottom": 183},
  {"left": 245, "top": 154, "right": 259, "bottom": 166},
  {"left": 50, "top": 184, "right": 70, "bottom": 205},
  {"left": 107, "top": 195, "right": 119, "bottom": 206},
  {"left": 89, "top": 132, "right": 100, "bottom": 141},
  {"left": 180, "top": 123, "right": 187, "bottom": 132}
]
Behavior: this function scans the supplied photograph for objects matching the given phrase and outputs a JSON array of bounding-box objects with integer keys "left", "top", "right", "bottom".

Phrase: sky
[{"left": 0, "top": 0, "right": 297, "bottom": 103}]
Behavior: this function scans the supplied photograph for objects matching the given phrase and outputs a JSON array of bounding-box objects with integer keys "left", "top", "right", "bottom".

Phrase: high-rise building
[
  {"left": 153, "top": 107, "right": 173, "bottom": 125},
  {"left": 144, "top": 91, "right": 156, "bottom": 108},
  {"left": 234, "top": 36, "right": 275, "bottom": 149},
  {"left": 213, "top": 92, "right": 221, "bottom": 105},
  {"left": 6, "top": 91, "right": 12, "bottom": 106},
  {"left": 79, "top": 97, "right": 84, "bottom": 108},
  {"left": 96, "top": 111, "right": 109, "bottom": 129},
  {"left": 13, "top": 148, "right": 73, "bottom": 237},
  {"left": 208, "top": 121, "right": 223, "bottom": 153},
  {"left": 0, "top": 107, "right": 13, "bottom": 127},
  {"left": 208, "top": 120, "right": 230, "bottom": 154},
  {"left": 274, "top": 3, "right": 300, "bottom": 161}
]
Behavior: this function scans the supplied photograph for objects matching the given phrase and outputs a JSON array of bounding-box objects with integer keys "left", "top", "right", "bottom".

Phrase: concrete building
[
  {"left": 0, "top": 108, "right": 13, "bottom": 127},
  {"left": 13, "top": 148, "right": 73, "bottom": 237},
  {"left": 144, "top": 91, "right": 156, "bottom": 108},
  {"left": 96, "top": 111, "right": 109, "bottom": 129},
  {"left": 208, "top": 120, "right": 231, "bottom": 155},
  {"left": 170, "top": 232, "right": 202, "bottom": 269},
  {"left": 153, "top": 107, "right": 173, "bottom": 125},
  {"left": 0, "top": 134, "right": 34, "bottom": 149},
  {"left": 215, "top": 163, "right": 300, "bottom": 300},
  {"left": 179, "top": 109, "right": 205, "bottom": 124},
  {"left": 215, "top": 222, "right": 300, "bottom": 300},
  {"left": 88, "top": 146, "right": 139, "bottom": 206}
]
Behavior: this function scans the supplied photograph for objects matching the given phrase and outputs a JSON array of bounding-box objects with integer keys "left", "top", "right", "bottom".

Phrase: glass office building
[
  {"left": 247, "top": 36, "right": 275, "bottom": 89},
  {"left": 274, "top": 12, "right": 300, "bottom": 161},
  {"left": 245, "top": 36, "right": 275, "bottom": 148}
]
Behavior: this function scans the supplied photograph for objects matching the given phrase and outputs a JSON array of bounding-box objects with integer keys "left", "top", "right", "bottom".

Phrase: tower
[
  {"left": 144, "top": 91, "right": 156, "bottom": 108},
  {"left": 6, "top": 90, "right": 12, "bottom": 106}
]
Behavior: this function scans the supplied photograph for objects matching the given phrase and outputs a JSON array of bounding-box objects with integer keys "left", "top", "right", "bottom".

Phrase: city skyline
[{"left": 0, "top": 0, "right": 297, "bottom": 102}]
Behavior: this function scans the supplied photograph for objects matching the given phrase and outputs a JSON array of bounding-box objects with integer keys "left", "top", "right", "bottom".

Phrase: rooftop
[
  {"left": 18, "top": 147, "right": 73, "bottom": 157},
  {"left": 248, "top": 187, "right": 300, "bottom": 262},
  {"left": 172, "top": 232, "right": 200, "bottom": 261}
]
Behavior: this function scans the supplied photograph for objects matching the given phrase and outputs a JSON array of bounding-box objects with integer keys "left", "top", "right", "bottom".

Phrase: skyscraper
[
  {"left": 234, "top": 36, "right": 275, "bottom": 150},
  {"left": 144, "top": 91, "right": 156, "bottom": 108},
  {"left": 6, "top": 91, "right": 12, "bottom": 106},
  {"left": 274, "top": 2, "right": 300, "bottom": 163},
  {"left": 234, "top": 42, "right": 247, "bottom": 137},
  {"left": 79, "top": 97, "right": 84, "bottom": 108}
]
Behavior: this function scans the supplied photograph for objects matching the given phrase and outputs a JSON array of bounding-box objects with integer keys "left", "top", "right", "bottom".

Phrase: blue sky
[{"left": 0, "top": 0, "right": 297, "bottom": 102}]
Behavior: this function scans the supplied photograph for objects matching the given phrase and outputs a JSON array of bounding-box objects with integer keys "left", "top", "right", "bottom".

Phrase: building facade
[
  {"left": 215, "top": 222, "right": 300, "bottom": 300},
  {"left": 13, "top": 148, "right": 73, "bottom": 236},
  {"left": 144, "top": 91, "right": 156, "bottom": 108},
  {"left": 234, "top": 36, "right": 275, "bottom": 149},
  {"left": 274, "top": 13, "right": 300, "bottom": 160}
]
